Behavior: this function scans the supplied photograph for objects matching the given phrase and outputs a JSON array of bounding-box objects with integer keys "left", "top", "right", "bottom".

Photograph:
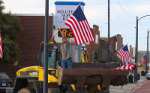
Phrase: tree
[{"left": 0, "top": 0, "right": 20, "bottom": 64}]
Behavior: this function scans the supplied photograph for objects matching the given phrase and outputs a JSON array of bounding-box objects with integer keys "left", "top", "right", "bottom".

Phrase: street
[
  {"left": 132, "top": 80, "right": 150, "bottom": 93},
  {"left": 110, "top": 76, "right": 146, "bottom": 93}
]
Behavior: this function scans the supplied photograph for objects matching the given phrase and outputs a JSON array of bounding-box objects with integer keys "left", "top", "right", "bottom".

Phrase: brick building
[
  {"left": 16, "top": 15, "right": 53, "bottom": 67},
  {"left": 0, "top": 15, "right": 53, "bottom": 78}
]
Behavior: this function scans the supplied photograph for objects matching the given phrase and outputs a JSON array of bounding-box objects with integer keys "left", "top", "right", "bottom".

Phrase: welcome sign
[{"left": 54, "top": 1, "right": 85, "bottom": 28}]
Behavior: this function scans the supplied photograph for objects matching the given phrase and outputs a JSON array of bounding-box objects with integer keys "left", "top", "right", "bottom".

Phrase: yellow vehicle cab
[{"left": 16, "top": 66, "right": 58, "bottom": 83}]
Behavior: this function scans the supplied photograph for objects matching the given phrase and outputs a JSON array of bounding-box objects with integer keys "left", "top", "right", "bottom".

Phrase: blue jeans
[{"left": 61, "top": 59, "right": 72, "bottom": 69}]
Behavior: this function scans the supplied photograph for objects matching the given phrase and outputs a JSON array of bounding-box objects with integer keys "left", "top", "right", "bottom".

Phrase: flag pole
[{"left": 43, "top": 0, "right": 49, "bottom": 93}]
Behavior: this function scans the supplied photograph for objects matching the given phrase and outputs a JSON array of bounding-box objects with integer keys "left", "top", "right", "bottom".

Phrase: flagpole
[{"left": 43, "top": 0, "right": 49, "bottom": 93}]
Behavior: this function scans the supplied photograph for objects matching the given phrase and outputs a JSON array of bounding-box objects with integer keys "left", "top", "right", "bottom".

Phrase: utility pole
[
  {"left": 108, "top": 0, "right": 110, "bottom": 61},
  {"left": 135, "top": 15, "right": 150, "bottom": 74},
  {"left": 146, "top": 31, "right": 149, "bottom": 73},
  {"left": 108, "top": 0, "right": 110, "bottom": 39},
  {"left": 135, "top": 16, "right": 138, "bottom": 67},
  {"left": 43, "top": 0, "right": 49, "bottom": 93}
]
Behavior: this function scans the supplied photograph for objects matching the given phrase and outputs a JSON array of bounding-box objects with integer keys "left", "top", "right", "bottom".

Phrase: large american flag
[
  {"left": 117, "top": 45, "right": 132, "bottom": 64},
  {"left": 0, "top": 33, "right": 2, "bottom": 58},
  {"left": 65, "top": 6, "right": 94, "bottom": 45}
]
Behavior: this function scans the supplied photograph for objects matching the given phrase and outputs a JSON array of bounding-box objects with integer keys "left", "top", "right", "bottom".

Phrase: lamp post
[
  {"left": 43, "top": 0, "right": 49, "bottom": 93},
  {"left": 146, "top": 30, "right": 149, "bottom": 73},
  {"left": 135, "top": 15, "right": 150, "bottom": 74},
  {"left": 135, "top": 16, "right": 138, "bottom": 67}
]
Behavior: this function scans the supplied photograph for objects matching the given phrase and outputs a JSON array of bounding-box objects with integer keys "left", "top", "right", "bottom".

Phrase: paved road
[
  {"left": 110, "top": 76, "right": 145, "bottom": 93},
  {"left": 110, "top": 84, "right": 135, "bottom": 93},
  {"left": 132, "top": 79, "right": 150, "bottom": 93}
]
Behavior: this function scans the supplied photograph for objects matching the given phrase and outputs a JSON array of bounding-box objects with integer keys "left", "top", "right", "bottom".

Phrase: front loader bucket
[{"left": 60, "top": 63, "right": 128, "bottom": 85}]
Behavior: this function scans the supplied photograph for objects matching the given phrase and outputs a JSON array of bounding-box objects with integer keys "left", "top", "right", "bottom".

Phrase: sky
[{"left": 3, "top": 0, "right": 150, "bottom": 51}]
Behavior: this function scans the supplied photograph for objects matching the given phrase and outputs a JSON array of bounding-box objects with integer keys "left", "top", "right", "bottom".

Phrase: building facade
[{"left": 0, "top": 15, "right": 53, "bottom": 79}]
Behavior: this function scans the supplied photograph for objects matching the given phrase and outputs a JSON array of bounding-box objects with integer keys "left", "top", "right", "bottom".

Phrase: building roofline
[{"left": 12, "top": 13, "right": 53, "bottom": 17}]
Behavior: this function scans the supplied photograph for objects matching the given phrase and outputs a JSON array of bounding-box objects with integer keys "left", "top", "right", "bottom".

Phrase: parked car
[
  {"left": 145, "top": 72, "right": 150, "bottom": 80},
  {"left": 0, "top": 73, "right": 13, "bottom": 92}
]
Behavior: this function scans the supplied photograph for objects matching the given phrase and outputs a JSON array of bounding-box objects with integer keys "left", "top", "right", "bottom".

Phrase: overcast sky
[{"left": 3, "top": 0, "right": 150, "bottom": 51}]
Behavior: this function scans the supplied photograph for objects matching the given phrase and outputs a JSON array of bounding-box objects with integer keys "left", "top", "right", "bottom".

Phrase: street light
[
  {"left": 135, "top": 15, "right": 150, "bottom": 64},
  {"left": 135, "top": 15, "right": 150, "bottom": 73},
  {"left": 146, "top": 30, "right": 149, "bottom": 73}
]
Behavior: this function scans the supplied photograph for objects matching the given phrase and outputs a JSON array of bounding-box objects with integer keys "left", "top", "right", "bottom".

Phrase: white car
[{"left": 145, "top": 72, "right": 150, "bottom": 80}]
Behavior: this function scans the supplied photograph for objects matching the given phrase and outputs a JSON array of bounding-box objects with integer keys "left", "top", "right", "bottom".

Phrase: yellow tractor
[
  {"left": 14, "top": 65, "right": 63, "bottom": 93},
  {"left": 16, "top": 66, "right": 58, "bottom": 84},
  {"left": 14, "top": 64, "right": 128, "bottom": 93}
]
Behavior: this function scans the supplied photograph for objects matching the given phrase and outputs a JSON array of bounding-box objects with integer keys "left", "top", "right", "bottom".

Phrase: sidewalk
[
  {"left": 131, "top": 79, "right": 150, "bottom": 93},
  {"left": 110, "top": 76, "right": 145, "bottom": 93}
]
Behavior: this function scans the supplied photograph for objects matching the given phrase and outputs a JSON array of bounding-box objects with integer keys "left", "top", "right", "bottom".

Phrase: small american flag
[
  {"left": 65, "top": 6, "right": 94, "bottom": 45},
  {"left": 117, "top": 45, "right": 132, "bottom": 64},
  {"left": 0, "top": 33, "right": 2, "bottom": 58}
]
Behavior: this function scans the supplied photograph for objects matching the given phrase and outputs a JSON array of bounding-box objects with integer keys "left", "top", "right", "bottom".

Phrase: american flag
[
  {"left": 0, "top": 33, "right": 2, "bottom": 58},
  {"left": 117, "top": 45, "right": 132, "bottom": 64},
  {"left": 65, "top": 6, "right": 94, "bottom": 45}
]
